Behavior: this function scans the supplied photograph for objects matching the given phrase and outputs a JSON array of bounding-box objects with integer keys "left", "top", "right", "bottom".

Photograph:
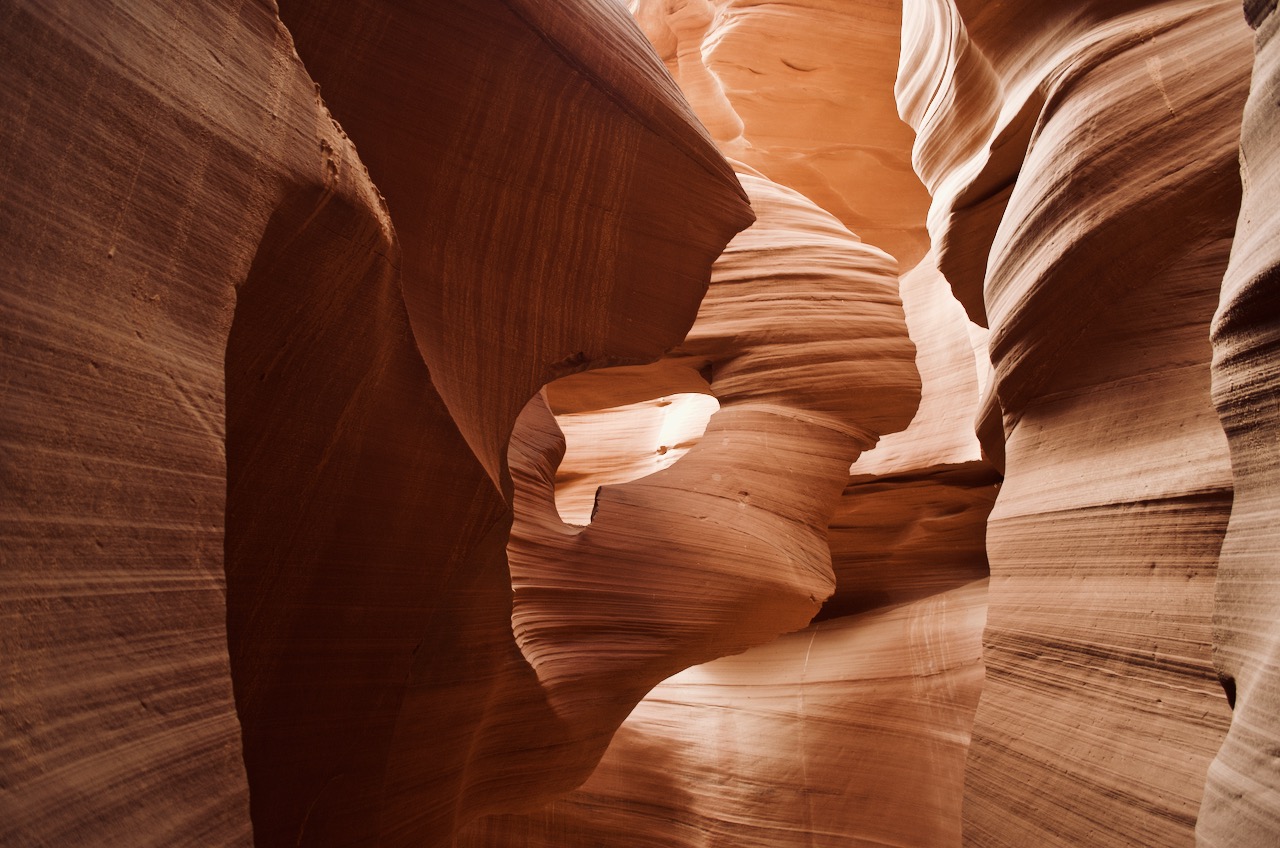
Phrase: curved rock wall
[
  {"left": 1201, "top": 3, "right": 1280, "bottom": 844},
  {"left": 899, "top": 0, "right": 1255, "bottom": 844},
  {"left": 462, "top": 1, "right": 998, "bottom": 844},
  {"left": 505, "top": 169, "right": 918, "bottom": 735},
  {"left": 0, "top": 2, "right": 347, "bottom": 842},
  {"left": 232, "top": 1, "right": 755, "bottom": 844},
  {"left": 4, "top": 1, "right": 753, "bottom": 846},
  {"left": 633, "top": 0, "right": 931, "bottom": 267},
  {"left": 464, "top": 580, "right": 986, "bottom": 848},
  {"left": 9, "top": 1, "right": 1280, "bottom": 846}
]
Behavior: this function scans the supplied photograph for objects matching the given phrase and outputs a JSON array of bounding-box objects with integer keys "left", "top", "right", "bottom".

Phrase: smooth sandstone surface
[
  {"left": 465, "top": 171, "right": 991, "bottom": 846},
  {"left": 466, "top": 2, "right": 997, "bottom": 845},
  {"left": 4, "top": 1, "right": 754, "bottom": 846},
  {"left": 8, "top": 0, "right": 1280, "bottom": 846},
  {"left": 278, "top": 0, "right": 751, "bottom": 499},
  {"left": 632, "top": 0, "right": 932, "bottom": 267},
  {"left": 899, "top": 0, "right": 1254, "bottom": 844},
  {"left": 1201, "top": 3, "right": 1280, "bottom": 844}
]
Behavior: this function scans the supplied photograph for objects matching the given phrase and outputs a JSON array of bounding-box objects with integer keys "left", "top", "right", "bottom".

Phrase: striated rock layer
[
  {"left": 0, "top": 2, "right": 348, "bottom": 842},
  {"left": 463, "top": 165, "right": 967, "bottom": 848},
  {"left": 1201, "top": 3, "right": 1280, "bottom": 844},
  {"left": 4, "top": 1, "right": 754, "bottom": 846},
  {"left": 899, "top": 0, "right": 1253, "bottom": 844},
  {"left": 232, "top": 1, "right": 754, "bottom": 845},
  {"left": 504, "top": 169, "right": 919, "bottom": 743},
  {"left": 465, "top": 580, "right": 986, "bottom": 848},
  {"left": 466, "top": 1, "right": 998, "bottom": 844},
  {"left": 12, "top": 0, "right": 1280, "bottom": 845}
]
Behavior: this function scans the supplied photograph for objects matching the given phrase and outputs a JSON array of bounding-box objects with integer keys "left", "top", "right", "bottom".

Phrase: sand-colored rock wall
[
  {"left": 463, "top": 1, "right": 998, "bottom": 845},
  {"left": 4, "top": 1, "right": 754, "bottom": 845},
  {"left": 899, "top": 0, "right": 1255, "bottom": 844},
  {"left": 1200, "top": 3, "right": 1280, "bottom": 844},
  {"left": 9, "top": 1, "right": 1280, "bottom": 846}
]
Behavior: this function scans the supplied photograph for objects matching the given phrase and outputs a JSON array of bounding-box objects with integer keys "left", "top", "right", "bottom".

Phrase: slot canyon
[{"left": 2, "top": 0, "right": 1278, "bottom": 846}]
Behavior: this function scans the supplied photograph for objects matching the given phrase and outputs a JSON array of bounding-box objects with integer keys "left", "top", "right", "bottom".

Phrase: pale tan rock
[
  {"left": 553, "top": 392, "right": 719, "bottom": 525},
  {"left": 462, "top": 580, "right": 986, "bottom": 848},
  {"left": 506, "top": 171, "right": 918, "bottom": 736},
  {"left": 899, "top": 1, "right": 1253, "bottom": 844},
  {"left": 632, "top": 0, "right": 932, "bottom": 267},
  {"left": 1200, "top": 4, "right": 1280, "bottom": 844}
]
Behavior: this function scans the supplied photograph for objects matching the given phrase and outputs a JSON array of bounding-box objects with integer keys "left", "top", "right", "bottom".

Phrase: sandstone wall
[
  {"left": 1201, "top": 2, "right": 1280, "bottom": 843},
  {"left": 462, "top": 1, "right": 998, "bottom": 845},
  {"left": 8, "top": 1, "right": 1280, "bottom": 846},
  {"left": 3, "top": 1, "right": 752, "bottom": 845},
  {"left": 898, "top": 0, "right": 1254, "bottom": 844}
]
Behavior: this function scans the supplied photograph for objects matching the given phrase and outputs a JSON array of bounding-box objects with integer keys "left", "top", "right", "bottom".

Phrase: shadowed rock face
[
  {"left": 4, "top": 1, "right": 752, "bottom": 846},
  {"left": 232, "top": 1, "right": 754, "bottom": 845},
  {"left": 0, "top": 3, "right": 335, "bottom": 843}
]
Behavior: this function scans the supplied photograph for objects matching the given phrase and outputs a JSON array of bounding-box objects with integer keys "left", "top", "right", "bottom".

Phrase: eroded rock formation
[
  {"left": 1201, "top": 2, "right": 1280, "bottom": 843},
  {"left": 463, "top": 1, "right": 998, "bottom": 845},
  {"left": 6, "top": 0, "right": 1280, "bottom": 846},
  {"left": 506, "top": 172, "right": 919, "bottom": 741},
  {"left": 899, "top": 0, "right": 1254, "bottom": 844},
  {"left": 4, "top": 1, "right": 752, "bottom": 845}
]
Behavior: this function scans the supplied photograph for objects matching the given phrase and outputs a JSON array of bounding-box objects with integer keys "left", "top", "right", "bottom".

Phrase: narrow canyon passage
[{"left": 3, "top": 1, "right": 1280, "bottom": 847}]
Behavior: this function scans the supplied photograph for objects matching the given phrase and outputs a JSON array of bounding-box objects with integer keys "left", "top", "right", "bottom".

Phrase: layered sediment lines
[
  {"left": 465, "top": 166, "right": 972, "bottom": 848},
  {"left": 0, "top": 2, "right": 353, "bottom": 842},
  {"left": 467, "top": 2, "right": 998, "bottom": 844},
  {"left": 504, "top": 170, "right": 919, "bottom": 741},
  {"left": 1201, "top": 4, "right": 1280, "bottom": 843},
  {"left": 234, "top": 2, "right": 756, "bottom": 844},
  {"left": 899, "top": 1, "right": 1253, "bottom": 844},
  {"left": 277, "top": 0, "right": 751, "bottom": 499},
  {"left": 4, "top": 1, "right": 756, "bottom": 846},
  {"left": 11, "top": 1, "right": 1279, "bottom": 846},
  {"left": 464, "top": 580, "right": 986, "bottom": 848}
]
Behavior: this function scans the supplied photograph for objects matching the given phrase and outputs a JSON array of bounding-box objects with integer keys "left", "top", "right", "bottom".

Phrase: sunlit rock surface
[
  {"left": 464, "top": 2, "right": 997, "bottom": 845},
  {"left": 1201, "top": 3, "right": 1280, "bottom": 844},
  {"left": 552, "top": 393, "right": 719, "bottom": 526},
  {"left": 899, "top": 0, "right": 1253, "bottom": 844},
  {"left": 632, "top": 0, "right": 931, "bottom": 267}
]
